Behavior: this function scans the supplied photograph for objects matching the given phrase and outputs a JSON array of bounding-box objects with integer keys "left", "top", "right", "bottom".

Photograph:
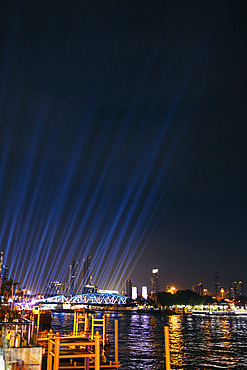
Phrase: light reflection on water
[
  {"left": 51, "top": 312, "right": 247, "bottom": 369},
  {"left": 168, "top": 314, "right": 185, "bottom": 367}
]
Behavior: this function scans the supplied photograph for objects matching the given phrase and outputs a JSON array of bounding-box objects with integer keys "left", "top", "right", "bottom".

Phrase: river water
[{"left": 51, "top": 311, "right": 247, "bottom": 369}]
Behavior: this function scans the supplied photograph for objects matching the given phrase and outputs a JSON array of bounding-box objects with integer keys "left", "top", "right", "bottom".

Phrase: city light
[
  {"left": 142, "top": 286, "right": 148, "bottom": 300},
  {"left": 132, "top": 287, "right": 137, "bottom": 300},
  {"left": 220, "top": 288, "right": 225, "bottom": 299},
  {"left": 167, "top": 286, "right": 177, "bottom": 294}
]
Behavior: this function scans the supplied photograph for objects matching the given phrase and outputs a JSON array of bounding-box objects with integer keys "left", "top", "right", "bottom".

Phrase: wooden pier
[{"left": 37, "top": 310, "right": 121, "bottom": 370}]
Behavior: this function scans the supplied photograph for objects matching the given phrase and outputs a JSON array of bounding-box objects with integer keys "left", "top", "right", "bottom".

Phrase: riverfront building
[
  {"left": 0, "top": 251, "right": 9, "bottom": 286},
  {"left": 142, "top": 286, "right": 148, "bottom": 299},
  {"left": 214, "top": 272, "right": 221, "bottom": 296},
  {"left": 151, "top": 268, "right": 159, "bottom": 296},
  {"left": 132, "top": 286, "right": 137, "bottom": 300},
  {"left": 231, "top": 281, "right": 245, "bottom": 298},
  {"left": 125, "top": 278, "right": 132, "bottom": 298},
  {"left": 67, "top": 256, "right": 92, "bottom": 296},
  {"left": 81, "top": 255, "right": 91, "bottom": 287},
  {"left": 193, "top": 282, "right": 203, "bottom": 295}
]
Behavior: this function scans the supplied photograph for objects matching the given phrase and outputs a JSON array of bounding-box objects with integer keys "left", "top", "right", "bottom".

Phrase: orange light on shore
[
  {"left": 167, "top": 286, "right": 177, "bottom": 294},
  {"left": 220, "top": 288, "right": 225, "bottom": 299}
]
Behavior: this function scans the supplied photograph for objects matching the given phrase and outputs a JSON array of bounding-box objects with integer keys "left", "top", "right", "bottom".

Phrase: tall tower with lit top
[{"left": 151, "top": 268, "right": 159, "bottom": 296}]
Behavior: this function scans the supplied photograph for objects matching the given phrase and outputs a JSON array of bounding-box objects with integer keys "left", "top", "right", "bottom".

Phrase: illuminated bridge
[{"left": 41, "top": 293, "right": 128, "bottom": 305}]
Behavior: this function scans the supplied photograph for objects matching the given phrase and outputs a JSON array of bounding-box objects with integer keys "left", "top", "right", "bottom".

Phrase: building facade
[
  {"left": 214, "top": 272, "right": 221, "bottom": 296},
  {"left": 125, "top": 278, "right": 132, "bottom": 298},
  {"left": 151, "top": 268, "right": 159, "bottom": 296},
  {"left": 81, "top": 255, "right": 91, "bottom": 288},
  {"left": 232, "top": 281, "right": 245, "bottom": 298},
  {"left": 142, "top": 286, "right": 148, "bottom": 300},
  {"left": 193, "top": 282, "right": 203, "bottom": 295}
]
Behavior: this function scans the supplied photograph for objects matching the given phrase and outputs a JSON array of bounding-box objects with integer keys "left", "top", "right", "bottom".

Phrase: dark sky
[{"left": 0, "top": 1, "right": 246, "bottom": 294}]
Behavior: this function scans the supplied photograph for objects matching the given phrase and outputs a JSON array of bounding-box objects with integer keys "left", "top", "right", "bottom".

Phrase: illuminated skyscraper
[
  {"left": 193, "top": 282, "right": 203, "bottom": 295},
  {"left": 81, "top": 255, "right": 91, "bottom": 287},
  {"left": 142, "top": 286, "right": 148, "bottom": 300},
  {"left": 151, "top": 268, "right": 159, "bottom": 296},
  {"left": 0, "top": 260, "right": 8, "bottom": 287},
  {"left": 132, "top": 286, "right": 137, "bottom": 300},
  {"left": 214, "top": 272, "right": 221, "bottom": 296},
  {"left": 125, "top": 278, "right": 132, "bottom": 298},
  {"left": 232, "top": 281, "right": 245, "bottom": 298}
]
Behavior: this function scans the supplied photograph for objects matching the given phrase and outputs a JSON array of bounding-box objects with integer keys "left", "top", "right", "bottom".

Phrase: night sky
[{"left": 0, "top": 1, "right": 246, "bottom": 294}]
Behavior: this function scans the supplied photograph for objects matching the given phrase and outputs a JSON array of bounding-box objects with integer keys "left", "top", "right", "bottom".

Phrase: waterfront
[{"left": 51, "top": 311, "right": 247, "bottom": 369}]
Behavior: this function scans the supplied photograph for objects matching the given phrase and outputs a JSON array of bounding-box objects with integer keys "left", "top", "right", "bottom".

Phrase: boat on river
[{"left": 192, "top": 308, "right": 247, "bottom": 316}]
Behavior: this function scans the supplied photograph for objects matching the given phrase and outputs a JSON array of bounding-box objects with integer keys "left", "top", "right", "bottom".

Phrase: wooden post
[
  {"left": 103, "top": 314, "right": 106, "bottom": 347},
  {"left": 84, "top": 313, "right": 90, "bottom": 338},
  {"left": 73, "top": 310, "right": 77, "bottom": 335},
  {"left": 54, "top": 332, "right": 60, "bottom": 370},
  {"left": 27, "top": 323, "right": 31, "bottom": 345},
  {"left": 164, "top": 326, "right": 170, "bottom": 370},
  {"left": 21, "top": 325, "right": 24, "bottom": 347},
  {"left": 91, "top": 314, "right": 95, "bottom": 339},
  {"left": 84, "top": 313, "right": 89, "bottom": 333},
  {"left": 14, "top": 325, "right": 18, "bottom": 348},
  {"left": 94, "top": 331, "right": 101, "bottom": 370},
  {"left": 47, "top": 329, "right": 54, "bottom": 370},
  {"left": 85, "top": 350, "right": 89, "bottom": 370},
  {"left": 37, "top": 310, "right": 40, "bottom": 335},
  {"left": 31, "top": 319, "right": 34, "bottom": 342},
  {"left": 84, "top": 339, "right": 90, "bottom": 370},
  {"left": 114, "top": 319, "right": 119, "bottom": 366}
]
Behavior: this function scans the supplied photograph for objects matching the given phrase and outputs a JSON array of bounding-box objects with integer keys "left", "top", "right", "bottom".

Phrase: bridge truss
[{"left": 42, "top": 293, "right": 127, "bottom": 305}]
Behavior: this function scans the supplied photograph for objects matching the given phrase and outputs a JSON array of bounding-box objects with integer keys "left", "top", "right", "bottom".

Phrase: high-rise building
[
  {"left": 2, "top": 265, "right": 8, "bottom": 279},
  {"left": 68, "top": 261, "right": 79, "bottom": 296},
  {"left": 81, "top": 256, "right": 91, "bottom": 288},
  {"left": 132, "top": 286, "right": 137, "bottom": 300},
  {"left": 142, "top": 286, "right": 148, "bottom": 300},
  {"left": 232, "top": 281, "right": 245, "bottom": 298},
  {"left": 0, "top": 252, "right": 8, "bottom": 285},
  {"left": 214, "top": 272, "right": 221, "bottom": 296},
  {"left": 125, "top": 278, "right": 132, "bottom": 298},
  {"left": 151, "top": 268, "right": 159, "bottom": 296},
  {"left": 193, "top": 282, "right": 203, "bottom": 295}
]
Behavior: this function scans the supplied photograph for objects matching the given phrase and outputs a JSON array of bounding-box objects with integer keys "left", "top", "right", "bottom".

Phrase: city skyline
[
  {"left": 0, "top": 1, "right": 246, "bottom": 293},
  {"left": 2, "top": 246, "right": 244, "bottom": 297}
]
